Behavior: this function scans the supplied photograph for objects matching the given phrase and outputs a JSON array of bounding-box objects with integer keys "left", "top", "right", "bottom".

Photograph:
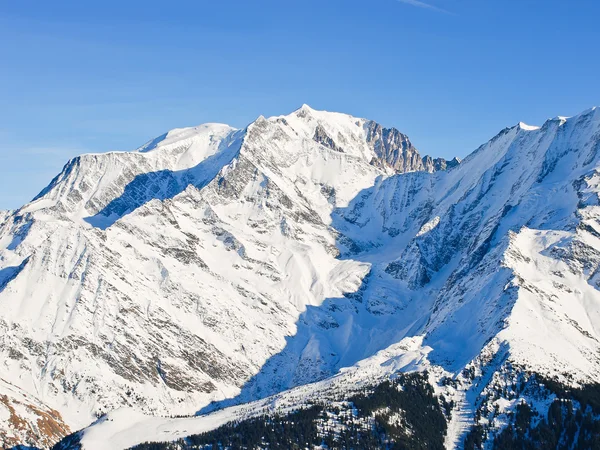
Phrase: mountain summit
[{"left": 2, "top": 106, "right": 600, "bottom": 449}]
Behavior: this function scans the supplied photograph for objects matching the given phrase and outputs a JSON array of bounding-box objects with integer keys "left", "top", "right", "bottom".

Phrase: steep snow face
[
  {"left": 334, "top": 106, "right": 600, "bottom": 381},
  {"left": 218, "top": 107, "right": 600, "bottom": 417},
  {"left": 27, "top": 123, "right": 243, "bottom": 225},
  {"left": 0, "top": 105, "right": 452, "bottom": 445}
]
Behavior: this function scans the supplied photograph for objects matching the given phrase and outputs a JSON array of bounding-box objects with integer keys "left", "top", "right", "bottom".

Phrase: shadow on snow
[
  {"left": 84, "top": 136, "right": 242, "bottom": 229},
  {"left": 196, "top": 177, "right": 508, "bottom": 416}
]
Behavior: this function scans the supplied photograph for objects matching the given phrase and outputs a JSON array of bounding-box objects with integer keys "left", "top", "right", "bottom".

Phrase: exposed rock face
[
  {"left": 366, "top": 121, "right": 424, "bottom": 172},
  {"left": 313, "top": 124, "right": 344, "bottom": 153},
  {"left": 0, "top": 379, "right": 70, "bottom": 449},
  {"left": 365, "top": 120, "right": 458, "bottom": 173},
  {"left": 422, "top": 155, "right": 461, "bottom": 172}
]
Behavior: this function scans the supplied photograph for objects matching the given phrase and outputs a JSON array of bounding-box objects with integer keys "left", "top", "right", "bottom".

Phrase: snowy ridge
[{"left": 2, "top": 105, "right": 600, "bottom": 449}]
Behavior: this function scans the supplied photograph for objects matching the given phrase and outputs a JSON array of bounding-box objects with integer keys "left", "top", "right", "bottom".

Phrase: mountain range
[{"left": 1, "top": 104, "right": 599, "bottom": 449}]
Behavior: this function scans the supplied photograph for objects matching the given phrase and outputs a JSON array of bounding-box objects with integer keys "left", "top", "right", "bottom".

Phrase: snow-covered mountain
[
  {"left": 0, "top": 105, "right": 455, "bottom": 448},
  {"left": 2, "top": 105, "right": 600, "bottom": 449}
]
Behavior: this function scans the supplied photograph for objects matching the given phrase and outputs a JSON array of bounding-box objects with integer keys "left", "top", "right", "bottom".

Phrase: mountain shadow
[
  {"left": 0, "top": 256, "right": 30, "bottom": 293},
  {"left": 196, "top": 173, "right": 508, "bottom": 416},
  {"left": 84, "top": 135, "right": 242, "bottom": 230}
]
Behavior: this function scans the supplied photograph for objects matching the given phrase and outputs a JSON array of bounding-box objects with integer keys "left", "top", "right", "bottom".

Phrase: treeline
[
  {"left": 464, "top": 375, "right": 600, "bottom": 449},
  {"left": 348, "top": 372, "right": 448, "bottom": 450},
  {"left": 130, "top": 372, "right": 448, "bottom": 450}
]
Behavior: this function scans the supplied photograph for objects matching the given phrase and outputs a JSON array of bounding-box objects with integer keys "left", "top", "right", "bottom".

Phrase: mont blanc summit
[{"left": 2, "top": 105, "right": 600, "bottom": 449}]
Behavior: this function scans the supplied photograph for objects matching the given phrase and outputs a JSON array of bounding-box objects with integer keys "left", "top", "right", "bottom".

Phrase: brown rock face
[{"left": 0, "top": 380, "right": 70, "bottom": 449}]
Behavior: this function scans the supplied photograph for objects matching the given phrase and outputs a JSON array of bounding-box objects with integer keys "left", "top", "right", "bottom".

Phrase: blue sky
[{"left": 0, "top": 0, "right": 599, "bottom": 209}]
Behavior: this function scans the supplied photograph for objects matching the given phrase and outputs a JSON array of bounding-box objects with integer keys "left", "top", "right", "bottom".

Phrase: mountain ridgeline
[{"left": 1, "top": 105, "right": 600, "bottom": 449}]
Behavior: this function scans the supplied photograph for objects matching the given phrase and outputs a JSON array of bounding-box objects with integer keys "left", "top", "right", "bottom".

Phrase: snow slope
[{"left": 3, "top": 105, "right": 600, "bottom": 449}]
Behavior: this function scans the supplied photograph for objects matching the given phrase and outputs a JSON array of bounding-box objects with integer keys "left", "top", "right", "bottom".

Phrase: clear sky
[{"left": 0, "top": 0, "right": 599, "bottom": 209}]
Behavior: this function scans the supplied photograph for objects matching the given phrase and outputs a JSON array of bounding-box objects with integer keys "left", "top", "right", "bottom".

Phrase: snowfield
[{"left": 1, "top": 105, "right": 600, "bottom": 449}]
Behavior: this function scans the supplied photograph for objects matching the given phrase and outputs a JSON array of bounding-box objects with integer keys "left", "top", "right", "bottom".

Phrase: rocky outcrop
[
  {"left": 365, "top": 121, "right": 458, "bottom": 173},
  {"left": 0, "top": 380, "right": 70, "bottom": 449}
]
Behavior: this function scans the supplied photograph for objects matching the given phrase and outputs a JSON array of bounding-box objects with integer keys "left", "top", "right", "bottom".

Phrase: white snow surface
[{"left": 2, "top": 105, "right": 600, "bottom": 449}]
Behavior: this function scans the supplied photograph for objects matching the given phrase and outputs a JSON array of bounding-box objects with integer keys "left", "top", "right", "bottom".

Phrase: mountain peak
[
  {"left": 290, "top": 103, "right": 316, "bottom": 119},
  {"left": 25, "top": 105, "right": 458, "bottom": 226},
  {"left": 517, "top": 121, "right": 540, "bottom": 131}
]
